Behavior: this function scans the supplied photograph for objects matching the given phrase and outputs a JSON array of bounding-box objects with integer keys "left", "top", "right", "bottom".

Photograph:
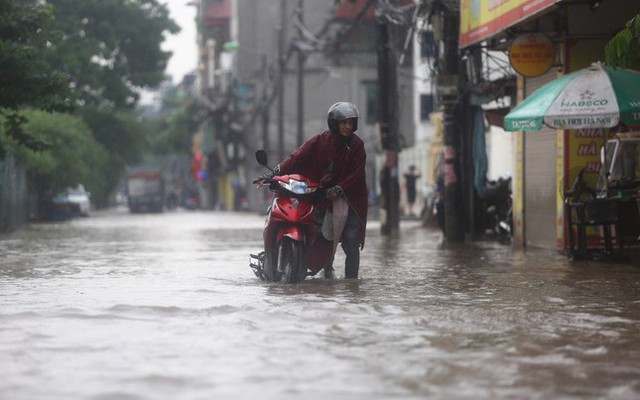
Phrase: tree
[
  {"left": 605, "top": 14, "right": 640, "bottom": 69},
  {"left": 41, "top": 1, "right": 181, "bottom": 207},
  {"left": 0, "top": 0, "right": 74, "bottom": 155},
  {"left": 146, "top": 86, "right": 198, "bottom": 156},
  {"left": 47, "top": 0, "right": 179, "bottom": 109},
  {"left": 4, "top": 110, "right": 109, "bottom": 202},
  {"left": 1, "top": 0, "right": 183, "bottom": 217},
  {"left": 79, "top": 107, "right": 150, "bottom": 207}
]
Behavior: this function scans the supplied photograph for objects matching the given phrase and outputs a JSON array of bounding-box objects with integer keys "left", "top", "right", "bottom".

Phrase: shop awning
[
  {"left": 484, "top": 108, "right": 511, "bottom": 129},
  {"left": 205, "top": 0, "right": 230, "bottom": 27}
]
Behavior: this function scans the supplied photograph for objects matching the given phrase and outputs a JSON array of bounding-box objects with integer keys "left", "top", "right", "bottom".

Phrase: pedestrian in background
[{"left": 404, "top": 165, "right": 420, "bottom": 216}]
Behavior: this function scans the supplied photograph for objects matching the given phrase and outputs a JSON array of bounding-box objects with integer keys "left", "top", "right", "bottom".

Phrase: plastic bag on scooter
[{"left": 322, "top": 198, "right": 349, "bottom": 244}]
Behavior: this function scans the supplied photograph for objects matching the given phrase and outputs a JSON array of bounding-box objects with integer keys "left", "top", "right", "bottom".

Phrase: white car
[{"left": 56, "top": 184, "right": 91, "bottom": 216}]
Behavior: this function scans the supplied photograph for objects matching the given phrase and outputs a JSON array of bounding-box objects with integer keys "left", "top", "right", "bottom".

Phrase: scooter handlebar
[{"left": 252, "top": 177, "right": 272, "bottom": 186}]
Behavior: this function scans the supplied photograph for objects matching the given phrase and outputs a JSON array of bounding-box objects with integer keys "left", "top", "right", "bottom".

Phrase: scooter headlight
[{"left": 278, "top": 179, "right": 318, "bottom": 194}]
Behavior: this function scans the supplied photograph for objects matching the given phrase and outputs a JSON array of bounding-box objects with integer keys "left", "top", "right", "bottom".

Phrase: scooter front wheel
[{"left": 278, "top": 237, "right": 306, "bottom": 283}]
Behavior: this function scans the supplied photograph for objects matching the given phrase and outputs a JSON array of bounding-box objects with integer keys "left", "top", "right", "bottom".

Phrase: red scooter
[{"left": 250, "top": 150, "right": 339, "bottom": 283}]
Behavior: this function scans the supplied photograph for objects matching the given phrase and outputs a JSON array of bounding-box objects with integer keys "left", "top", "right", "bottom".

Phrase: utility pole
[
  {"left": 439, "top": 6, "right": 465, "bottom": 242},
  {"left": 296, "top": 0, "right": 305, "bottom": 147},
  {"left": 261, "top": 55, "right": 270, "bottom": 154},
  {"left": 377, "top": 1, "right": 400, "bottom": 235},
  {"left": 277, "top": 0, "right": 287, "bottom": 161}
]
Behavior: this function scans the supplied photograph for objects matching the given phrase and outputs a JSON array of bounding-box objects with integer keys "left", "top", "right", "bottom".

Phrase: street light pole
[
  {"left": 377, "top": 2, "right": 400, "bottom": 235},
  {"left": 438, "top": 4, "right": 465, "bottom": 242}
]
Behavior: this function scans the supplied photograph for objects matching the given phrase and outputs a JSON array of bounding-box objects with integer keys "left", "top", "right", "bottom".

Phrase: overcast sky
[{"left": 162, "top": 1, "right": 198, "bottom": 83}]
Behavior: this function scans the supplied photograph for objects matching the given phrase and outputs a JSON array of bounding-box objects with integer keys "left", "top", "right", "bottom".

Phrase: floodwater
[{"left": 1, "top": 208, "right": 639, "bottom": 400}]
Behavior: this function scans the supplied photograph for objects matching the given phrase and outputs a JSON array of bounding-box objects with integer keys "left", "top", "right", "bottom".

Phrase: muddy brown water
[{"left": 1, "top": 208, "right": 639, "bottom": 399}]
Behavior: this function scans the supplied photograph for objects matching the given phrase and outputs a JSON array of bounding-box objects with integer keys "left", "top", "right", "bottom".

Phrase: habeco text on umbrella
[{"left": 560, "top": 99, "right": 608, "bottom": 108}]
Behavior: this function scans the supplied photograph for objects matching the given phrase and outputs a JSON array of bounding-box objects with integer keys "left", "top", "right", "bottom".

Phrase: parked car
[{"left": 54, "top": 184, "right": 91, "bottom": 217}]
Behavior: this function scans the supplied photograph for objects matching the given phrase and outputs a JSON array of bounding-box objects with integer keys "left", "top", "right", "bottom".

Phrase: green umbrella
[{"left": 505, "top": 62, "right": 640, "bottom": 131}]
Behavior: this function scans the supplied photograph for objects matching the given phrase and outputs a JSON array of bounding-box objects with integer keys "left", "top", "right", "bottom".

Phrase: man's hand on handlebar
[{"left": 253, "top": 166, "right": 280, "bottom": 186}]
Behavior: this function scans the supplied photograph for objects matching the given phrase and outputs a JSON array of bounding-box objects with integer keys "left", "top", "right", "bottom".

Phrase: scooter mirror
[{"left": 255, "top": 150, "right": 268, "bottom": 166}]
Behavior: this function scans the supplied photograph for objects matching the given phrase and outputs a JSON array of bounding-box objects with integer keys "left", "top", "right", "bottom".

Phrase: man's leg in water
[{"left": 341, "top": 207, "right": 361, "bottom": 279}]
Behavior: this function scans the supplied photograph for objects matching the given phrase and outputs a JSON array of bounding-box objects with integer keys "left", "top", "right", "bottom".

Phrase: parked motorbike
[
  {"left": 420, "top": 183, "right": 445, "bottom": 232},
  {"left": 480, "top": 177, "right": 513, "bottom": 241},
  {"left": 249, "top": 150, "right": 338, "bottom": 283},
  {"left": 183, "top": 190, "right": 199, "bottom": 210}
]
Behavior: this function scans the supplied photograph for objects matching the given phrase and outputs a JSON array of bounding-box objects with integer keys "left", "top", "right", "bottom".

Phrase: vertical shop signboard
[
  {"left": 513, "top": 75, "right": 525, "bottom": 247},
  {"left": 556, "top": 129, "right": 564, "bottom": 248}
]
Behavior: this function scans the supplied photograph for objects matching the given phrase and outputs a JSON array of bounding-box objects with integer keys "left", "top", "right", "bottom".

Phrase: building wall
[{"left": 486, "top": 126, "right": 514, "bottom": 181}]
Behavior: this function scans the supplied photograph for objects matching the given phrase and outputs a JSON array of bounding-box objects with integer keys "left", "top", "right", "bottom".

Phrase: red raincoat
[{"left": 278, "top": 130, "right": 368, "bottom": 247}]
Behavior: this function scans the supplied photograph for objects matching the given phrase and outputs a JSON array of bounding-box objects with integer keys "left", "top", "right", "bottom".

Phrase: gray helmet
[{"left": 327, "top": 102, "right": 359, "bottom": 134}]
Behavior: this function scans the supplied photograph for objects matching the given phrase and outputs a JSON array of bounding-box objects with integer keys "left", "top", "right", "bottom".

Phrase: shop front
[{"left": 459, "top": 0, "right": 640, "bottom": 255}]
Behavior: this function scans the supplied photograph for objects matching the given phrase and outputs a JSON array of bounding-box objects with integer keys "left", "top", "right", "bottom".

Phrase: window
[
  {"left": 365, "top": 83, "right": 378, "bottom": 124},
  {"left": 420, "top": 31, "right": 435, "bottom": 59},
  {"left": 420, "top": 94, "right": 433, "bottom": 121}
]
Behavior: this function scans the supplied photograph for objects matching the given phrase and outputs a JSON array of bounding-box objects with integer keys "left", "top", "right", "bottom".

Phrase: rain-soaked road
[{"left": 1, "top": 207, "right": 639, "bottom": 400}]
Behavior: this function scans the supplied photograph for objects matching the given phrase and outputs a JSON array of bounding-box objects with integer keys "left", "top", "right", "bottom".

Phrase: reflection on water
[{"left": 1, "top": 208, "right": 639, "bottom": 399}]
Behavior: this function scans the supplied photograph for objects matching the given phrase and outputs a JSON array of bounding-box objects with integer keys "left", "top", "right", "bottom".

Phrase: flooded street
[{"left": 1, "top": 208, "right": 639, "bottom": 400}]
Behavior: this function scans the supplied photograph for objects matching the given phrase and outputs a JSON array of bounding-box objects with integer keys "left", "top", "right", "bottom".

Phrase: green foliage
[
  {"left": 40, "top": 0, "right": 182, "bottom": 206},
  {"left": 4, "top": 110, "right": 109, "bottom": 199},
  {"left": 605, "top": 14, "right": 640, "bottom": 69},
  {"left": 147, "top": 87, "right": 198, "bottom": 155},
  {"left": 154, "top": 103, "right": 198, "bottom": 155},
  {"left": 0, "top": 0, "right": 75, "bottom": 155},
  {"left": 47, "top": 0, "right": 180, "bottom": 109},
  {"left": 79, "top": 107, "right": 150, "bottom": 206},
  {"left": 80, "top": 107, "right": 147, "bottom": 164},
  {"left": 0, "top": 0, "right": 184, "bottom": 214},
  {"left": 0, "top": 1, "right": 73, "bottom": 112}
]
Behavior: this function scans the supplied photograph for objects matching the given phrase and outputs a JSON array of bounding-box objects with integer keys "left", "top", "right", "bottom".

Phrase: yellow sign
[
  {"left": 509, "top": 33, "right": 555, "bottom": 77},
  {"left": 460, "top": 0, "right": 558, "bottom": 48}
]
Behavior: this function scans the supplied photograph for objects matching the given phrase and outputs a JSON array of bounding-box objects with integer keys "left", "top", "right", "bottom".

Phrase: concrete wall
[
  {"left": 486, "top": 125, "right": 514, "bottom": 181},
  {"left": 0, "top": 154, "right": 28, "bottom": 232}
]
